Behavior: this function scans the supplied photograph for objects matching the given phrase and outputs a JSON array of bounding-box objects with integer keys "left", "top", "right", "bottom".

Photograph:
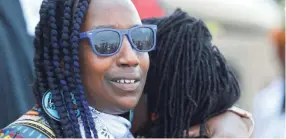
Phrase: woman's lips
[
  {"left": 106, "top": 71, "right": 142, "bottom": 92},
  {"left": 109, "top": 80, "right": 140, "bottom": 91}
]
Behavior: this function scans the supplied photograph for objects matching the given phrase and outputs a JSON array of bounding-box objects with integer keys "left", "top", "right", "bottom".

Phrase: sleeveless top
[{"left": 0, "top": 105, "right": 133, "bottom": 138}]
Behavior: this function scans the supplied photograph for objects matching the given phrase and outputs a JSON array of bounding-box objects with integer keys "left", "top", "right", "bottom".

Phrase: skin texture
[
  {"left": 79, "top": 0, "right": 149, "bottom": 115},
  {"left": 76, "top": 0, "right": 253, "bottom": 137}
]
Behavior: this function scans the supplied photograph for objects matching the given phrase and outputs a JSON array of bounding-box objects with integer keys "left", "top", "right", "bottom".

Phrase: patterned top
[
  {"left": 0, "top": 105, "right": 134, "bottom": 139},
  {"left": 0, "top": 105, "right": 55, "bottom": 138},
  {"left": 87, "top": 106, "right": 133, "bottom": 139}
]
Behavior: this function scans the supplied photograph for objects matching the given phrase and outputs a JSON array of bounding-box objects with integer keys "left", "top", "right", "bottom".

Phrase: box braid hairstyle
[
  {"left": 33, "top": 0, "right": 98, "bottom": 138},
  {"left": 140, "top": 9, "right": 240, "bottom": 137},
  {"left": 33, "top": 0, "right": 239, "bottom": 138}
]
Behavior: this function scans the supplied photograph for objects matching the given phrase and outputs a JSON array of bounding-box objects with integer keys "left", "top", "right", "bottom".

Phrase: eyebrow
[{"left": 92, "top": 24, "right": 140, "bottom": 29}]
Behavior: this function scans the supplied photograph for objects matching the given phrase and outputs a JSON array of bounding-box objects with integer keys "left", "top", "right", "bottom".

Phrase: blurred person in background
[
  {"left": 252, "top": 1, "right": 284, "bottom": 137},
  {"left": 252, "top": 27, "right": 285, "bottom": 137},
  {"left": 0, "top": 0, "right": 35, "bottom": 128}
]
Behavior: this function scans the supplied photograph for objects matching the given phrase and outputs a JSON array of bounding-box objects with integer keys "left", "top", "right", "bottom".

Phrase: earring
[
  {"left": 42, "top": 90, "right": 60, "bottom": 121},
  {"left": 42, "top": 90, "right": 80, "bottom": 121}
]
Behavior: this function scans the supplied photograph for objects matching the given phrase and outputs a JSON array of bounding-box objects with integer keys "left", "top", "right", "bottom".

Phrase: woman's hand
[{"left": 188, "top": 107, "right": 254, "bottom": 138}]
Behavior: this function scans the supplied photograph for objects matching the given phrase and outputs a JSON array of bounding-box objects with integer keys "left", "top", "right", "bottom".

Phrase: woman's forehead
[{"left": 82, "top": 0, "right": 142, "bottom": 31}]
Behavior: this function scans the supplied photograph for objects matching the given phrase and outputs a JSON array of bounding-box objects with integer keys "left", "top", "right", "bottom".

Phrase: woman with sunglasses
[{"left": 0, "top": 0, "right": 253, "bottom": 138}]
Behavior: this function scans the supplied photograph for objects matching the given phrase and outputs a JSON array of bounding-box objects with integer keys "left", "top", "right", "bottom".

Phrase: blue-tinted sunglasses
[{"left": 79, "top": 24, "right": 157, "bottom": 57}]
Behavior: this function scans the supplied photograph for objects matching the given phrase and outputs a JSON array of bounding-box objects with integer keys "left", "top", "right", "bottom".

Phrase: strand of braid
[
  {"left": 142, "top": 9, "right": 240, "bottom": 137},
  {"left": 46, "top": 1, "right": 75, "bottom": 137},
  {"left": 32, "top": 0, "right": 96, "bottom": 138},
  {"left": 33, "top": 1, "right": 63, "bottom": 137},
  {"left": 51, "top": 0, "right": 98, "bottom": 137},
  {"left": 58, "top": 0, "right": 81, "bottom": 137},
  {"left": 33, "top": 0, "right": 48, "bottom": 106},
  {"left": 34, "top": 0, "right": 101, "bottom": 138},
  {"left": 70, "top": 0, "right": 98, "bottom": 137}
]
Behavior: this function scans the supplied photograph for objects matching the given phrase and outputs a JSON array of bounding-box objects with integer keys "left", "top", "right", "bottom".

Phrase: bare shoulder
[{"left": 0, "top": 105, "right": 55, "bottom": 138}]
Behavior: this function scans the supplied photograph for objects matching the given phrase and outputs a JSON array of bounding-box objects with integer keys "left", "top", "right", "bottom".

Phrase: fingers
[
  {"left": 186, "top": 107, "right": 254, "bottom": 138},
  {"left": 228, "top": 106, "right": 252, "bottom": 118},
  {"left": 228, "top": 106, "right": 254, "bottom": 136},
  {"left": 188, "top": 124, "right": 211, "bottom": 137},
  {"left": 242, "top": 117, "right": 254, "bottom": 137},
  {"left": 211, "top": 112, "right": 250, "bottom": 138},
  {"left": 188, "top": 125, "right": 200, "bottom": 137}
]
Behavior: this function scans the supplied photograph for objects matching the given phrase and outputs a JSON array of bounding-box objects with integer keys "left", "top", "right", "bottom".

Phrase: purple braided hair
[
  {"left": 46, "top": 1, "right": 74, "bottom": 137},
  {"left": 33, "top": 0, "right": 64, "bottom": 137},
  {"left": 59, "top": 0, "right": 81, "bottom": 137},
  {"left": 70, "top": 0, "right": 98, "bottom": 137},
  {"left": 33, "top": 0, "right": 100, "bottom": 137}
]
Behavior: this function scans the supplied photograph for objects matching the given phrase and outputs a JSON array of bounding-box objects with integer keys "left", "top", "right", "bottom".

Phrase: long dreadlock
[
  {"left": 141, "top": 9, "right": 240, "bottom": 137},
  {"left": 33, "top": 0, "right": 97, "bottom": 138}
]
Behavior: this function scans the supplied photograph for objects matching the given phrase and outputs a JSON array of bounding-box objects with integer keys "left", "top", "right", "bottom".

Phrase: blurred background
[{"left": 0, "top": 0, "right": 285, "bottom": 137}]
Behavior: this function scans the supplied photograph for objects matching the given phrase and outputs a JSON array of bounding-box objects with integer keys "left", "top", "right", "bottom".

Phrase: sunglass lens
[
  {"left": 92, "top": 30, "right": 120, "bottom": 55},
  {"left": 131, "top": 27, "right": 154, "bottom": 51}
]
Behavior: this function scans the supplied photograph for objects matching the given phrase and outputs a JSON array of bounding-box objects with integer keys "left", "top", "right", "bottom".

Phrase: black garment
[{"left": 0, "top": 0, "right": 35, "bottom": 127}]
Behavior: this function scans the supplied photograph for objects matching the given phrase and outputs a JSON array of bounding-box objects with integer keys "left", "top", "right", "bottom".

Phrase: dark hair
[
  {"left": 34, "top": 0, "right": 239, "bottom": 137},
  {"left": 141, "top": 9, "right": 240, "bottom": 137},
  {"left": 33, "top": 0, "right": 97, "bottom": 138}
]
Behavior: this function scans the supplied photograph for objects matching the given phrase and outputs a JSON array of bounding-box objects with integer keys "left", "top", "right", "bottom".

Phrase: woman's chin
[
  {"left": 100, "top": 101, "right": 138, "bottom": 115},
  {"left": 116, "top": 93, "right": 141, "bottom": 109}
]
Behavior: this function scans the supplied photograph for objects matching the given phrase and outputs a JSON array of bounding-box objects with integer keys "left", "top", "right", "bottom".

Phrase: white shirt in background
[
  {"left": 253, "top": 78, "right": 285, "bottom": 138},
  {"left": 19, "top": 0, "right": 43, "bottom": 36}
]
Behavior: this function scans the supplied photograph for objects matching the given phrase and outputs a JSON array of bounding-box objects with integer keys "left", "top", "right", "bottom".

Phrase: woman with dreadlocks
[
  {"left": 0, "top": 0, "right": 253, "bottom": 138},
  {"left": 131, "top": 9, "right": 252, "bottom": 138}
]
